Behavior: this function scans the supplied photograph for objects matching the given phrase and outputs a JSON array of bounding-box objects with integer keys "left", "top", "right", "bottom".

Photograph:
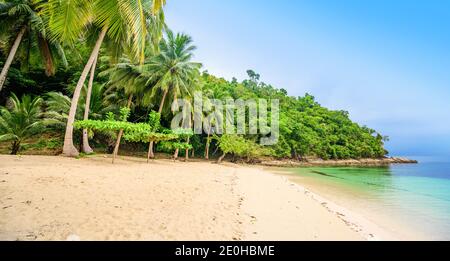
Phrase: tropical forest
[{"left": 0, "top": 0, "right": 388, "bottom": 162}]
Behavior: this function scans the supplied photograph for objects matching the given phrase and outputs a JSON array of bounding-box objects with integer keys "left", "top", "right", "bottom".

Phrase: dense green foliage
[
  {"left": 217, "top": 134, "right": 269, "bottom": 162},
  {"left": 74, "top": 110, "right": 180, "bottom": 148},
  {"left": 200, "top": 71, "right": 388, "bottom": 160},
  {"left": 0, "top": 93, "right": 55, "bottom": 154},
  {"left": 0, "top": 0, "right": 388, "bottom": 161},
  {"left": 157, "top": 128, "right": 193, "bottom": 158}
]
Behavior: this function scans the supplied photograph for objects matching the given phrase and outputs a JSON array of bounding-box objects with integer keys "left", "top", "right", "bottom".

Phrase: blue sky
[{"left": 165, "top": 0, "right": 450, "bottom": 157}]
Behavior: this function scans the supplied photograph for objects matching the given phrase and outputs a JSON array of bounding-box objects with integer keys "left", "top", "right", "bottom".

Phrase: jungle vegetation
[{"left": 0, "top": 0, "right": 388, "bottom": 161}]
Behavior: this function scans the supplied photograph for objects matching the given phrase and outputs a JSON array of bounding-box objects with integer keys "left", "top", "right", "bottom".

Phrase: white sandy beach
[{"left": 0, "top": 155, "right": 396, "bottom": 241}]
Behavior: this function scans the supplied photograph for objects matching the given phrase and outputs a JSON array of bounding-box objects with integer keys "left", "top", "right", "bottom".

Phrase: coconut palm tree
[
  {"left": 81, "top": 55, "right": 98, "bottom": 153},
  {"left": 0, "top": 0, "right": 67, "bottom": 92},
  {"left": 45, "top": 83, "right": 116, "bottom": 128},
  {"left": 45, "top": 82, "right": 117, "bottom": 151},
  {"left": 202, "top": 91, "right": 216, "bottom": 160},
  {"left": 0, "top": 93, "right": 53, "bottom": 154},
  {"left": 143, "top": 30, "right": 201, "bottom": 113},
  {"left": 39, "top": 0, "right": 166, "bottom": 156},
  {"left": 81, "top": 5, "right": 166, "bottom": 154},
  {"left": 141, "top": 30, "right": 201, "bottom": 158},
  {"left": 98, "top": 51, "right": 147, "bottom": 162}
]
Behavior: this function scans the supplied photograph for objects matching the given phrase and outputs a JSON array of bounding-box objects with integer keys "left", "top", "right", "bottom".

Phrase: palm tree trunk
[
  {"left": 158, "top": 88, "right": 168, "bottom": 115},
  {"left": 112, "top": 94, "right": 133, "bottom": 163},
  {"left": 0, "top": 26, "right": 26, "bottom": 92},
  {"left": 205, "top": 137, "right": 210, "bottom": 160},
  {"left": 205, "top": 125, "right": 212, "bottom": 160},
  {"left": 184, "top": 116, "right": 192, "bottom": 161},
  {"left": 82, "top": 56, "right": 98, "bottom": 154},
  {"left": 38, "top": 36, "right": 55, "bottom": 76},
  {"left": 148, "top": 88, "right": 169, "bottom": 159},
  {"left": 62, "top": 27, "right": 107, "bottom": 157}
]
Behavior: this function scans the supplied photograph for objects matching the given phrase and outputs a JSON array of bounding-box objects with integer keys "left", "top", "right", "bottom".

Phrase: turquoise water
[{"left": 282, "top": 157, "right": 450, "bottom": 240}]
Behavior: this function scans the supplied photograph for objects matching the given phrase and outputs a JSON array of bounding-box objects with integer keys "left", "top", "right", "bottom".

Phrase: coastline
[
  {"left": 0, "top": 155, "right": 405, "bottom": 241},
  {"left": 236, "top": 166, "right": 398, "bottom": 240},
  {"left": 264, "top": 167, "right": 426, "bottom": 241},
  {"left": 259, "top": 157, "right": 418, "bottom": 168}
]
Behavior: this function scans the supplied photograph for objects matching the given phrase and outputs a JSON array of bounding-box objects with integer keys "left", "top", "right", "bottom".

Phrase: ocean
[{"left": 278, "top": 156, "right": 450, "bottom": 240}]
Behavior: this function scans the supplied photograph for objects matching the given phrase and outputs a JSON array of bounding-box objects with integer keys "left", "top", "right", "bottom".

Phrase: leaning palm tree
[
  {"left": 0, "top": 0, "right": 67, "bottom": 92},
  {"left": 81, "top": 6, "right": 165, "bottom": 154},
  {"left": 81, "top": 55, "right": 98, "bottom": 153},
  {"left": 45, "top": 83, "right": 116, "bottom": 129},
  {"left": 39, "top": 0, "right": 166, "bottom": 156},
  {"left": 0, "top": 93, "right": 51, "bottom": 154},
  {"left": 45, "top": 83, "right": 117, "bottom": 151},
  {"left": 141, "top": 30, "right": 201, "bottom": 158}
]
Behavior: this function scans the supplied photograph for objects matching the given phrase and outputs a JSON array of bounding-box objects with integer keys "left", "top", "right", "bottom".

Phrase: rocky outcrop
[{"left": 259, "top": 157, "right": 418, "bottom": 168}]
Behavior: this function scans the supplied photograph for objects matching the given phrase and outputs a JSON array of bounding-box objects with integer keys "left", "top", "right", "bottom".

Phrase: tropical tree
[
  {"left": 99, "top": 52, "right": 145, "bottom": 161},
  {"left": 0, "top": 93, "right": 52, "bottom": 154},
  {"left": 81, "top": 55, "right": 98, "bottom": 153},
  {"left": 46, "top": 83, "right": 114, "bottom": 122},
  {"left": 200, "top": 89, "right": 217, "bottom": 160},
  {"left": 142, "top": 30, "right": 201, "bottom": 158},
  {"left": 82, "top": 2, "right": 166, "bottom": 153},
  {"left": 143, "top": 30, "right": 201, "bottom": 113},
  {"left": 45, "top": 81, "right": 116, "bottom": 153},
  {"left": 39, "top": 0, "right": 166, "bottom": 156},
  {"left": 0, "top": 0, "right": 67, "bottom": 92}
]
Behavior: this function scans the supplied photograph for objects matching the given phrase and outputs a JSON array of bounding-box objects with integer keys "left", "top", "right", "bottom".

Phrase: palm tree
[
  {"left": 0, "top": 93, "right": 52, "bottom": 154},
  {"left": 46, "top": 83, "right": 116, "bottom": 126},
  {"left": 81, "top": 55, "right": 98, "bottom": 153},
  {"left": 203, "top": 99, "right": 215, "bottom": 160},
  {"left": 99, "top": 52, "right": 144, "bottom": 162},
  {"left": 142, "top": 30, "right": 201, "bottom": 158},
  {"left": 0, "top": 0, "right": 67, "bottom": 92},
  {"left": 39, "top": 0, "right": 166, "bottom": 156},
  {"left": 82, "top": 4, "right": 165, "bottom": 154},
  {"left": 45, "top": 83, "right": 116, "bottom": 151}
]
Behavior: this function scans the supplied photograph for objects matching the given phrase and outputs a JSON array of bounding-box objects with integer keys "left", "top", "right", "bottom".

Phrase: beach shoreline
[
  {"left": 258, "top": 157, "right": 418, "bottom": 168},
  {"left": 0, "top": 155, "right": 407, "bottom": 241},
  {"left": 264, "top": 167, "right": 428, "bottom": 241}
]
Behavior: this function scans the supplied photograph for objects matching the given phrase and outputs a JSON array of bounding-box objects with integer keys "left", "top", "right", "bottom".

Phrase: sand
[{"left": 0, "top": 155, "right": 391, "bottom": 241}]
